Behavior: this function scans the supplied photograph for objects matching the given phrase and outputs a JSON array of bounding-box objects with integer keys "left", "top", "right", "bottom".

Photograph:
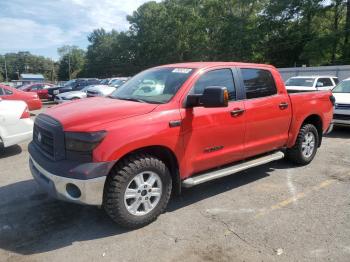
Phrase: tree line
[{"left": 1, "top": 0, "right": 350, "bottom": 81}]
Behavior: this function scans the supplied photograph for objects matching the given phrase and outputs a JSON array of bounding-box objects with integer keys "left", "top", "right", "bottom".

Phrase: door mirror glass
[{"left": 187, "top": 86, "right": 229, "bottom": 108}]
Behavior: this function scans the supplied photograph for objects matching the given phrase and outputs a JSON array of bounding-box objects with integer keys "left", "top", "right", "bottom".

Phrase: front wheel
[
  {"left": 286, "top": 123, "right": 319, "bottom": 165},
  {"left": 103, "top": 154, "right": 172, "bottom": 228}
]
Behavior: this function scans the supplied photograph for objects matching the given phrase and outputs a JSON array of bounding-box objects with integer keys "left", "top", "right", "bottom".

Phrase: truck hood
[{"left": 45, "top": 97, "right": 158, "bottom": 131}]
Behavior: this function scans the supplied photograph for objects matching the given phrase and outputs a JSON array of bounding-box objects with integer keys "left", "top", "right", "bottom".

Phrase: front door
[{"left": 180, "top": 68, "right": 246, "bottom": 177}]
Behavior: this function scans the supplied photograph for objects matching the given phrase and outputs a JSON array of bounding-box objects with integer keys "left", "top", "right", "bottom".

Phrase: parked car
[
  {"left": 86, "top": 85, "right": 116, "bottom": 97},
  {"left": 0, "top": 99, "right": 33, "bottom": 148},
  {"left": 285, "top": 76, "right": 338, "bottom": 92},
  {"left": 100, "top": 78, "right": 111, "bottom": 85},
  {"left": 0, "top": 84, "right": 42, "bottom": 111},
  {"left": 109, "top": 78, "right": 129, "bottom": 88},
  {"left": 328, "top": 78, "right": 350, "bottom": 131},
  {"left": 48, "top": 78, "right": 100, "bottom": 100},
  {"left": 54, "top": 86, "right": 90, "bottom": 103},
  {"left": 19, "top": 83, "right": 55, "bottom": 99},
  {"left": 29, "top": 62, "right": 333, "bottom": 228}
]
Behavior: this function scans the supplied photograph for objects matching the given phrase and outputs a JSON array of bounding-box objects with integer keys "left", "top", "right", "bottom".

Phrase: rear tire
[
  {"left": 103, "top": 153, "right": 172, "bottom": 228},
  {"left": 286, "top": 123, "right": 319, "bottom": 165}
]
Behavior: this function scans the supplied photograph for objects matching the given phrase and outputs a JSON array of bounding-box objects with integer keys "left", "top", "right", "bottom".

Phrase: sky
[{"left": 0, "top": 0, "right": 154, "bottom": 60}]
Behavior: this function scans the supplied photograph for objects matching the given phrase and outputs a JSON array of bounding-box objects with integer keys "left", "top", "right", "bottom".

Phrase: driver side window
[{"left": 192, "top": 69, "right": 236, "bottom": 100}]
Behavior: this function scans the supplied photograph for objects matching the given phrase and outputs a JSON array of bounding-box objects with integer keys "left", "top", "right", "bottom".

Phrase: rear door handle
[
  {"left": 279, "top": 102, "right": 289, "bottom": 110},
  {"left": 230, "top": 108, "right": 245, "bottom": 117}
]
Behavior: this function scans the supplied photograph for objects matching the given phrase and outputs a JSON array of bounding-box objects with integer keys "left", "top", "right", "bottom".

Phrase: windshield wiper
[{"left": 116, "top": 97, "right": 147, "bottom": 103}]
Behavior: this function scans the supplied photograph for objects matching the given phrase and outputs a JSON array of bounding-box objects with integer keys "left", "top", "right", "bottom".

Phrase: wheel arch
[
  {"left": 107, "top": 145, "right": 181, "bottom": 195},
  {"left": 300, "top": 114, "right": 323, "bottom": 147}
]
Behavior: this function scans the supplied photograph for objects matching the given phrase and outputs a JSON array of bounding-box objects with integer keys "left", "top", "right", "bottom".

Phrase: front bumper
[
  {"left": 30, "top": 157, "right": 107, "bottom": 205},
  {"left": 332, "top": 119, "right": 350, "bottom": 126},
  {"left": 29, "top": 142, "right": 116, "bottom": 206}
]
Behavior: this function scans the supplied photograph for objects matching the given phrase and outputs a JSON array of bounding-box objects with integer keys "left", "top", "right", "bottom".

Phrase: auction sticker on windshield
[{"left": 172, "top": 68, "right": 192, "bottom": 74}]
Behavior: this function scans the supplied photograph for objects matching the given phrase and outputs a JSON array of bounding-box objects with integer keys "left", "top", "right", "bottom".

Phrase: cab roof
[
  {"left": 289, "top": 75, "right": 338, "bottom": 79},
  {"left": 157, "top": 62, "right": 276, "bottom": 70}
]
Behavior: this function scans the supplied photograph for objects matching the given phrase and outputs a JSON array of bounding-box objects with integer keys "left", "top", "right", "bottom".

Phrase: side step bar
[{"left": 182, "top": 151, "right": 285, "bottom": 188}]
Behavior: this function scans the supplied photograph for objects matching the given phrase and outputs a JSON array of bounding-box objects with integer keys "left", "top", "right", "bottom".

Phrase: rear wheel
[
  {"left": 103, "top": 154, "right": 172, "bottom": 228},
  {"left": 286, "top": 123, "right": 319, "bottom": 165}
]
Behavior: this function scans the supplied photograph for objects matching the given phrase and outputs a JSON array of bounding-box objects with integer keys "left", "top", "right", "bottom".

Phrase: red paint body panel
[
  {"left": 21, "top": 83, "right": 54, "bottom": 99},
  {"left": 41, "top": 62, "right": 333, "bottom": 180},
  {"left": 0, "top": 84, "right": 42, "bottom": 111}
]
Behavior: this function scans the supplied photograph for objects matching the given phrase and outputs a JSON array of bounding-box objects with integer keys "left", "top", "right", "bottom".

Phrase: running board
[{"left": 182, "top": 151, "right": 285, "bottom": 188}]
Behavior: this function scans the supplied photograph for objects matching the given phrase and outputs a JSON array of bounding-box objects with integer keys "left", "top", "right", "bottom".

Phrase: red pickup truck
[{"left": 29, "top": 62, "right": 334, "bottom": 228}]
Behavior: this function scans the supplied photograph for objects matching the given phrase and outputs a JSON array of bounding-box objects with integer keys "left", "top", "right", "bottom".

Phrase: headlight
[{"left": 65, "top": 131, "right": 106, "bottom": 152}]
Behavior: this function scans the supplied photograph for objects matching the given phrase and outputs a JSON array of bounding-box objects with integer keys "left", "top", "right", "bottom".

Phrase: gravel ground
[{"left": 0, "top": 104, "right": 349, "bottom": 262}]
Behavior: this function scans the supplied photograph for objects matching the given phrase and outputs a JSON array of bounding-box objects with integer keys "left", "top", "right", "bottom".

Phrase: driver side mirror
[{"left": 186, "top": 86, "right": 229, "bottom": 108}]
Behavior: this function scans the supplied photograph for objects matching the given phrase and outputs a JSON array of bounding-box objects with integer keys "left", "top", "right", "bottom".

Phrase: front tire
[
  {"left": 103, "top": 154, "right": 172, "bottom": 228},
  {"left": 286, "top": 123, "right": 319, "bottom": 165}
]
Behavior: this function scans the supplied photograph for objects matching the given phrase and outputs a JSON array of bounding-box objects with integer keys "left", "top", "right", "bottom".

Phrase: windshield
[
  {"left": 63, "top": 79, "right": 76, "bottom": 87},
  {"left": 285, "top": 78, "right": 315, "bottom": 87},
  {"left": 18, "top": 84, "right": 31, "bottom": 90},
  {"left": 100, "top": 79, "right": 109, "bottom": 85},
  {"left": 110, "top": 67, "right": 194, "bottom": 104},
  {"left": 333, "top": 80, "right": 350, "bottom": 93}
]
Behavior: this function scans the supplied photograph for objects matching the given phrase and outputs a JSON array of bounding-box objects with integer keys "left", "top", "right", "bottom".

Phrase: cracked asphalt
[{"left": 0, "top": 105, "right": 350, "bottom": 261}]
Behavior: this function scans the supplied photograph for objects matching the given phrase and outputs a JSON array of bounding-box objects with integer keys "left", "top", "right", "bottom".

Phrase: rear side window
[
  {"left": 192, "top": 69, "right": 236, "bottom": 100},
  {"left": 241, "top": 69, "right": 277, "bottom": 99},
  {"left": 317, "top": 78, "right": 333, "bottom": 87},
  {"left": 332, "top": 78, "right": 339, "bottom": 85},
  {"left": 4, "top": 89, "right": 13, "bottom": 95}
]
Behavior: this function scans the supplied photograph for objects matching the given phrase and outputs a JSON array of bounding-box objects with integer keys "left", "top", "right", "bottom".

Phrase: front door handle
[
  {"left": 230, "top": 108, "right": 245, "bottom": 117},
  {"left": 279, "top": 102, "right": 289, "bottom": 110}
]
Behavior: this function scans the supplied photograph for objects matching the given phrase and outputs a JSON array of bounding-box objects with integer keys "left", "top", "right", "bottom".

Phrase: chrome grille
[
  {"left": 33, "top": 124, "right": 54, "bottom": 157},
  {"left": 335, "top": 103, "right": 350, "bottom": 110}
]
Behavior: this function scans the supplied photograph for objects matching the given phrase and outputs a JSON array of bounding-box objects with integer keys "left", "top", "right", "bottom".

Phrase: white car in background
[
  {"left": 329, "top": 78, "right": 350, "bottom": 130},
  {"left": 0, "top": 99, "right": 33, "bottom": 148},
  {"left": 86, "top": 85, "right": 116, "bottom": 97},
  {"left": 285, "top": 76, "right": 338, "bottom": 92},
  {"left": 54, "top": 86, "right": 91, "bottom": 103}
]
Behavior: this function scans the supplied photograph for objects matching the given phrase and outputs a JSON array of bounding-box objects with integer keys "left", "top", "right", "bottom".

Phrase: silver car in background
[
  {"left": 54, "top": 86, "right": 90, "bottom": 103},
  {"left": 109, "top": 77, "right": 129, "bottom": 88},
  {"left": 86, "top": 85, "right": 116, "bottom": 97}
]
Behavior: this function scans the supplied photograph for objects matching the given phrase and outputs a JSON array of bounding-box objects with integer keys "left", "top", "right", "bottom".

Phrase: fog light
[{"left": 66, "top": 183, "right": 81, "bottom": 199}]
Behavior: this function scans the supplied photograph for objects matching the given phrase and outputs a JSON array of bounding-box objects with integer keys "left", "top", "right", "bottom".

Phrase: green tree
[
  {"left": 57, "top": 45, "right": 86, "bottom": 80},
  {"left": 0, "top": 52, "right": 57, "bottom": 81}
]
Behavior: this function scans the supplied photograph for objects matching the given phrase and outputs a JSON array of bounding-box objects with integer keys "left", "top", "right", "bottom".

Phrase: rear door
[
  {"left": 180, "top": 68, "right": 246, "bottom": 175},
  {"left": 239, "top": 68, "right": 292, "bottom": 158}
]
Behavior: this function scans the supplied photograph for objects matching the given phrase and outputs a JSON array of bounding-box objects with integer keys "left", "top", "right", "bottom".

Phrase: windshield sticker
[{"left": 172, "top": 68, "right": 192, "bottom": 74}]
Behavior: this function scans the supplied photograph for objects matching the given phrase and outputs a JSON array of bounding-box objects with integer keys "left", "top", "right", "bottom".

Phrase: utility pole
[
  {"left": 68, "top": 48, "right": 71, "bottom": 80},
  {"left": 4, "top": 56, "right": 8, "bottom": 82},
  {"left": 51, "top": 59, "right": 55, "bottom": 82}
]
